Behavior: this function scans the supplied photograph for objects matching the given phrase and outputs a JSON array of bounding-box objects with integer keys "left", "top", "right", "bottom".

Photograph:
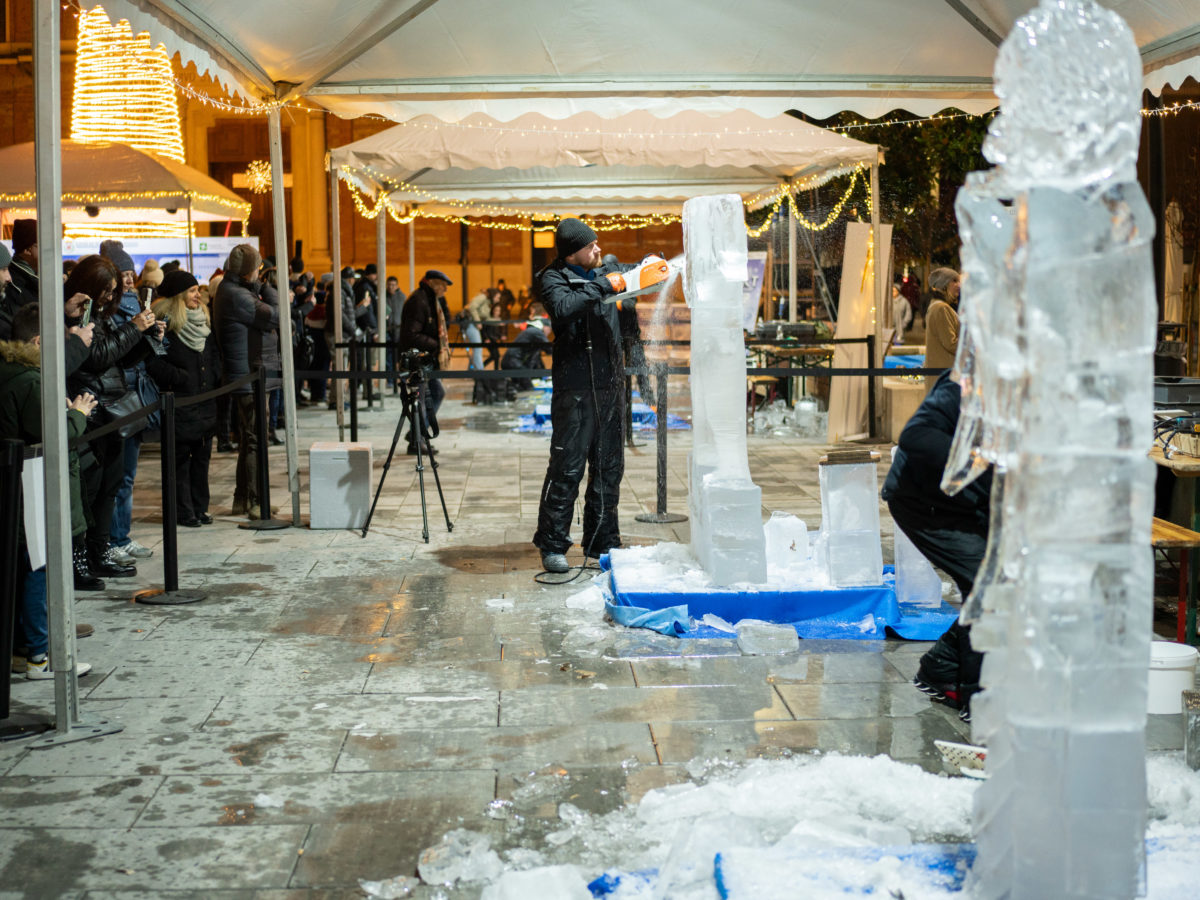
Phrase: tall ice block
[
  {"left": 684, "top": 193, "right": 766, "bottom": 585},
  {"left": 818, "top": 450, "right": 883, "bottom": 587}
]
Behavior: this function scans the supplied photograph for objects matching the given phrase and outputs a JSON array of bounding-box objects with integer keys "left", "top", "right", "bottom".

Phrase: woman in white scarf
[{"left": 146, "top": 270, "right": 221, "bottom": 527}]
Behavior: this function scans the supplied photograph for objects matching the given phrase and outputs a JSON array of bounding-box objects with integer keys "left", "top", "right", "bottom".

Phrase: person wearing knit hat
[
  {"left": 530, "top": 219, "right": 643, "bottom": 574},
  {"left": 226, "top": 244, "right": 262, "bottom": 281},
  {"left": 147, "top": 269, "right": 219, "bottom": 528},
  {"left": 139, "top": 259, "right": 164, "bottom": 290},
  {"left": 100, "top": 238, "right": 160, "bottom": 566}
]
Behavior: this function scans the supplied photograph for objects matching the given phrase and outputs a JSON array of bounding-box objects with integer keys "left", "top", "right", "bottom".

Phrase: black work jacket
[{"left": 535, "top": 259, "right": 633, "bottom": 392}]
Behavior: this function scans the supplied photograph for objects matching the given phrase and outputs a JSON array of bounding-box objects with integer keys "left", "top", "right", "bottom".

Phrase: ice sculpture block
[
  {"left": 684, "top": 194, "right": 766, "bottom": 586},
  {"left": 890, "top": 447, "right": 942, "bottom": 606},
  {"left": 947, "top": 3, "right": 1155, "bottom": 898},
  {"left": 818, "top": 451, "right": 882, "bottom": 587}
]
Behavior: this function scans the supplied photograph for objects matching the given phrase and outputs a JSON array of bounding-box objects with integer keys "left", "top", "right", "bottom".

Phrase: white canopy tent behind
[{"left": 100, "top": 1, "right": 1200, "bottom": 122}]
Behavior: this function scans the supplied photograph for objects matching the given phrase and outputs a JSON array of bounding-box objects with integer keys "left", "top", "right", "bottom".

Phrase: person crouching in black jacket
[
  {"left": 880, "top": 369, "right": 992, "bottom": 721},
  {"left": 65, "top": 255, "right": 163, "bottom": 578},
  {"left": 147, "top": 269, "right": 220, "bottom": 527}
]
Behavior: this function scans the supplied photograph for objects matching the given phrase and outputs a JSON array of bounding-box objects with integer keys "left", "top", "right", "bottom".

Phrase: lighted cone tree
[{"left": 71, "top": 5, "right": 185, "bottom": 164}]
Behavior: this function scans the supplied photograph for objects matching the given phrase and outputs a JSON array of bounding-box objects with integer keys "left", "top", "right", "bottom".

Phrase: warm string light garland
[
  {"left": 64, "top": 221, "right": 195, "bottom": 240},
  {"left": 71, "top": 6, "right": 185, "bottom": 163}
]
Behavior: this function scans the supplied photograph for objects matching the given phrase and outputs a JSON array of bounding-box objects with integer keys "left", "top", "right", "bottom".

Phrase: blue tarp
[
  {"left": 516, "top": 400, "right": 690, "bottom": 434},
  {"left": 602, "top": 556, "right": 957, "bottom": 641},
  {"left": 884, "top": 354, "right": 925, "bottom": 369}
]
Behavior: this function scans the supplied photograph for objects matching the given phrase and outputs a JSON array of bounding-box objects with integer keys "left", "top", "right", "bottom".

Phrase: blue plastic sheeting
[
  {"left": 604, "top": 600, "right": 691, "bottom": 635},
  {"left": 884, "top": 354, "right": 925, "bottom": 369},
  {"left": 515, "top": 400, "right": 691, "bottom": 434},
  {"left": 602, "top": 556, "right": 957, "bottom": 641},
  {"left": 714, "top": 843, "right": 976, "bottom": 897}
]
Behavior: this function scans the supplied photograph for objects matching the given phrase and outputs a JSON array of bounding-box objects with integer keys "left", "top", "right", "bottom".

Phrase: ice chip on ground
[
  {"left": 252, "top": 792, "right": 283, "bottom": 808},
  {"left": 763, "top": 511, "right": 809, "bottom": 570},
  {"left": 558, "top": 802, "right": 587, "bottom": 826},
  {"left": 485, "top": 597, "right": 514, "bottom": 610},
  {"left": 701, "top": 613, "right": 736, "bottom": 633},
  {"left": 417, "top": 829, "right": 502, "bottom": 886},
  {"left": 736, "top": 620, "right": 799, "bottom": 655},
  {"left": 564, "top": 584, "right": 606, "bottom": 611},
  {"left": 358, "top": 874, "right": 418, "bottom": 898},
  {"left": 485, "top": 799, "right": 515, "bottom": 820},
  {"left": 480, "top": 865, "right": 592, "bottom": 900}
]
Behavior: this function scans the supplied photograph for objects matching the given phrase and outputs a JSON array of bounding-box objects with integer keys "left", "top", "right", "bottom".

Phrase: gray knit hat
[
  {"left": 554, "top": 218, "right": 598, "bottom": 259},
  {"left": 227, "top": 244, "right": 261, "bottom": 279},
  {"left": 0, "top": 242, "right": 11, "bottom": 269},
  {"left": 100, "top": 239, "right": 135, "bottom": 274}
]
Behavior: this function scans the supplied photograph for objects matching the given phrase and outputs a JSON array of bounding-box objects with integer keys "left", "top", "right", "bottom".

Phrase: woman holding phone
[{"left": 65, "top": 255, "right": 163, "bottom": 577}]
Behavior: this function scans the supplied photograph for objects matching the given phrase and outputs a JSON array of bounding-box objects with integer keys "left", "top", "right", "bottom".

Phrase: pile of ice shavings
[
  {"left": 752, "top": 398, "right": 827, "bottom": 441},
  {"left": 608, "top": 535, "right": 831, "bottom": 596},
  {"left": 386, "top": 752, "right": 1200, "bottom": 899}
]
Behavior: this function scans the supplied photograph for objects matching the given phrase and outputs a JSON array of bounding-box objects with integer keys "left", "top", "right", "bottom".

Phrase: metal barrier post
[
  {"left": 866, "top": 334, "right": 877, "bottom": 439},
  {"left": 240, "top": 370, "right": 289, "bottom": 531},
  {"left": 635, "top": 364, "right": 687, "bottom": 525},
  {"left": 349, "top": 344, "right": 360, "bottom": 443},
  {"left": 135, "top": 394, "right": 204, "bottom": 604},
  {"left": 1, "top": 440, "right": 23, "bottom": 721}
]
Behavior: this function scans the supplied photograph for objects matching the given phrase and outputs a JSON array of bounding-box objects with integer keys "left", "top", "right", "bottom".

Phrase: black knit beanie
[
  {"left": 158, "top": 269, "right": 198, "bottom": 299},
  {"left": 555, "top": 218, "right": 597, "bottom": 259}
]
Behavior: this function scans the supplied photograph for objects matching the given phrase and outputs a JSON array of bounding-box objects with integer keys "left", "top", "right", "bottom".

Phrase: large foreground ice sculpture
[
  {"left": 944, "top": 2, "right": 1156, "bottom": 897},
  {"left": 685, "top": 194, "right": 767, "bottom": 585}
]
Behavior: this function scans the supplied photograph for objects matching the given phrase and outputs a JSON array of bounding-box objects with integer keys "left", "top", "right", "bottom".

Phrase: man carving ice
[{"left": 532, "top": 218, "right": 667, "bottom": 574}]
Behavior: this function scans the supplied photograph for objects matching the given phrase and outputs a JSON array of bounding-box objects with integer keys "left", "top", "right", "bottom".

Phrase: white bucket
[{"left": 1148, "top": 641, "right": 1199, "bottom": 715}]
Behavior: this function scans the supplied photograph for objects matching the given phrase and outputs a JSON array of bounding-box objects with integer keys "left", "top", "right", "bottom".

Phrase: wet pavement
[{"left": 0, "top": 377, "right": 1183, "bottom": 898}]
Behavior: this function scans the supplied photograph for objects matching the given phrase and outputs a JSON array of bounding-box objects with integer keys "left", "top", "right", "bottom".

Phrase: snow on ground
[{"left": 362, "top": 752, "right": 1200, "bottom": 899}]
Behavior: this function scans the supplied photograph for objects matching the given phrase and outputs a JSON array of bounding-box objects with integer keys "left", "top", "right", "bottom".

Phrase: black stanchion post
[
  {"left": 135, "top": 393, "right": 205, "bottom": 605},
  {"left": 866, "top": 334, "right": 877, "bottom": 439},
  {"left": 349, "top": 340, "right": 360, "bottom": 443},
  {"left": 1, "top": 440, "right": 23, "bottom": 721},
  {"left": 240, "top": 369, "right": 289, "bottom": 531},
  {"left": 635, "top": 364, "right": 687, "bottom": 525}
]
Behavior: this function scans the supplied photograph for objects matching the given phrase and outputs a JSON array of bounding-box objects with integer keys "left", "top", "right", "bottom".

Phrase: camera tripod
[{"left": 361, "top": 374, "right": 453, "bottom": 542}]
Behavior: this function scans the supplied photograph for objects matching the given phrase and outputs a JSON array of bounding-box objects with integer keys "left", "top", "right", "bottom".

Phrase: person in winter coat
[
  {"left": 65, "top": 255, "right": 162, "bottom": 579},
  {"left": 881, "top": 370, "right": 992, "bottom": 721},
  {"left": 398, "top": 270, "right": 453, "bottom": 455},
  {"left": 100, "top": 239, "right": 157, "bottom": 566},
  {"left": 531, "top": 218, "right": 659, "bottom": 573},
  {"left": 0, "top": 304, "right": 96, "bottom": 677},
  {"left": 148, "top": 269, "right": 220, "bottom": 527},
  {"left": 212, "top": 244, "right": 279, "bottom": 517},
  {"left": 923, "top": 267, "right": 961, "bottom": 393}
]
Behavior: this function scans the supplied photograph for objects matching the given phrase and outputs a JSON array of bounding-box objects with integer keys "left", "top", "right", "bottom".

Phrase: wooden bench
[{"left": 1152, "top": 516, "right": 1200, "bottom": 644}]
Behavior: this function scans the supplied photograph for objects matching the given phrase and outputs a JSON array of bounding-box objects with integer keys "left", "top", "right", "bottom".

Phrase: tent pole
[
  {"left": 870, "top": 159, "right": 884, "bottom": 437},
  {"left": 33, "top": 0, "right": 81, "bottom": 738},
  {"left": 788, "top": 189, "right": 797, "bottom": 324},
  {"left": 376, "top": 195, "right": 387, "bottom": 409},
  {"left": 268, "top": 108, "right": 301, "bottom": 523},
  {"left": 331, "top": 165, "right": 345, "bottom": 441},
  {"left": 186, "top": 198, "right": 194, "bottom": 271},
  {"left": 408, "top": 205, "right": 416, "bottom": 293}
]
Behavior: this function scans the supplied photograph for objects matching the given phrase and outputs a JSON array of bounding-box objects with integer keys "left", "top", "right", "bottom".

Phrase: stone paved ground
[{"left": 0, "top": 376, "right": 1185, "bottom": 898}]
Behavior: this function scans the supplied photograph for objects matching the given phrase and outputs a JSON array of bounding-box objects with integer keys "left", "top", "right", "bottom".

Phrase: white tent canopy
[
  {"left": 101, "top": 1, "right": 1200, "bottom": 123},
  {"left": 0, "top": 140, "right": 250, "bottom": 224},
  {"left": 329, "top": 109, "right": 880, "bottom": 215}
]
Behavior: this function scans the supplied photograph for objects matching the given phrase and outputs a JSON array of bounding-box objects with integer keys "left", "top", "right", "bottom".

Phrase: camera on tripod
[{"left": 398, "top": 348, "right": 434, "bottom": 383}]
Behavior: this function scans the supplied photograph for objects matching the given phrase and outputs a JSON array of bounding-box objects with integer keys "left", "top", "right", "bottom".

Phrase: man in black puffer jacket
[
  {"left": 399, "top": 269, "right": 453, "bottom": 455},
  {"left": 212, "top": 244, "right": 279, "bottom": 517},
  {"left": 881, "top": 369, "right": 992, "bottom": 720},
  {"left": 532, "top": 219, "right": 665, "bottom": 574}
]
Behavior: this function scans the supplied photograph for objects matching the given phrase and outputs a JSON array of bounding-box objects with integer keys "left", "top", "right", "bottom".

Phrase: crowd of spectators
[{"left": 0, "top": 222, "right": 562, "bottom": 675}]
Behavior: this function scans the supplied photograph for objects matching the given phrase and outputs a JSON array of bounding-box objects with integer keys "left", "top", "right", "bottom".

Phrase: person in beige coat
[{"left": 924, "top": 267, "right": 961, "bottom": 393}]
